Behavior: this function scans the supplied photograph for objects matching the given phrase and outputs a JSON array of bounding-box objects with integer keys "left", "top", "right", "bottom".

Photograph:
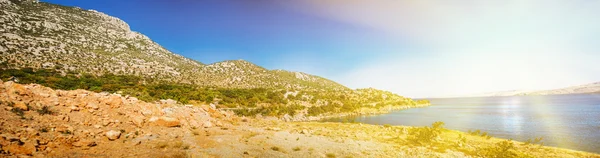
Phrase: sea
[{"left": 323, "top": 94, "right": 600, "bottom": 153}]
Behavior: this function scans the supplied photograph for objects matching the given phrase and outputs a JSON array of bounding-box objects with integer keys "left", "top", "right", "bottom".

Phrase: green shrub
[
  {"left": 326, "top": 153, "right": 336, "bottom": 158},
  {"left": 271, "top": 146, "right": 280, "bottom": 152},
  {"left": 481, "top": 132, "right": 488, "bottom": 137},
  {"left": 407, "top": 121, "right": 445, "bottom": 145},
  {"left": 480, "top": 140, "right": 521, "bottom": 158}
]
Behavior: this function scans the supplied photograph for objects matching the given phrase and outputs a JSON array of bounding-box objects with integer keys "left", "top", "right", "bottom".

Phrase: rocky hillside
[
  {"left": 0, "top": 79, "right": 236, "bottom": 157},
  {"left": 0, "top": 0, "right": 346, "bottom": 91}
]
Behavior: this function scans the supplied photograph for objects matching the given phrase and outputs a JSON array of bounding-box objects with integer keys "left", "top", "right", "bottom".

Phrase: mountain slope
[{"left": 0, "top": 0, "right": 347, "bottom": 91}]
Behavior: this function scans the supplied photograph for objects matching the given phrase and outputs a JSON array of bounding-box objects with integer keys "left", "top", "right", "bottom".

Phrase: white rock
[{"left": 105, "top": 130, "right": 121, "bottom": 141}]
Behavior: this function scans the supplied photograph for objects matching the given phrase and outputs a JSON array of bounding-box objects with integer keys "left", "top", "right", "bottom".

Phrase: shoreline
[{"left": 297, "top": 103, "right": 431, "bottom": 122}]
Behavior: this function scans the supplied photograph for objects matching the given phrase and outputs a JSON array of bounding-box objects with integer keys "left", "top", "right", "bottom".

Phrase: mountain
[
  {"left": 517, "top": 82, "right": 600, "bottom": 96},
  {"left": 0, "top": 0, "right": 346, "bottom": 91},
  {"left": 448, "top": 82, "right": 600, "bottom": 98}
]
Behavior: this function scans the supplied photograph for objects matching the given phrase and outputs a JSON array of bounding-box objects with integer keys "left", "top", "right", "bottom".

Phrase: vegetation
[
  {"left": 407, "top": 121, "right": 445, "bottom": 145},
  {"left": 10, "top": 108, "right": 25, "bottom": 119},
  {"left": 270, "top": 146, "right": 280, "bottom": 152},
  {"left": 479, "top": 140, "right": 528, "bottom": 158},
  {"left": 326, "top": 153, "right": 336, "bottom": 158},
  {"left": 524, "top": 137, "right": 544, "bottom": 145},
  {"left": 1, "top": 68, "right": 430, "bottom": 117},
  {"left": 0, "top": 68, "right": 288, "bottom": 105}
]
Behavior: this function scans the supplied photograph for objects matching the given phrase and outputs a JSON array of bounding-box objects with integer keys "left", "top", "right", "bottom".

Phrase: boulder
[
  {"left": 105, "top": 130, "right": 121, "bottom": 141},
  {"left": 148, "top": 116, "right": 180, "bottom": 127}
]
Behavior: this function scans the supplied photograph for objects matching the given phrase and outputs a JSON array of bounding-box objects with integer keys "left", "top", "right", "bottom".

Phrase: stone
[
  {"left": 72, "top": 140, "right": 96, "bottom": 147},
  {"left": 69, "top": 105, "right": 80, "bottom": 112},
  {"left": 188, "top": 120, "right": 201, "bottom": 129},
  {"left": 86, "top": 102, "right": 99, "bottom": 110},
  {"left": 203, "top": 121, "right": 213, "bottom": 128},
  {"left": 159, "top": 99, "right": 177, "bottom": 105},
  {"left": 14, "top": 102, "right": 28, "bottom": 111},
  {"left": 282, "top": 114, "right": 292, "bottom": 122},
  {"left": 56, "top": 125, "right": 73, "bottom": 133},
  {"left": 102, "top": 120, "right": 111, "bottom": 126},
  {"left": 105, "top": 130, "right": 121, "bottom": 141},
  {"left": 148, "top": 116, "right": 180, "bottom": 127},
  {"left": 131, "top": 116, "right": 145, "bottom": 127},
  {"left": 5, "top": 141, "right": 36, "bottom": 155},
  {"left": 301, "top": 129, "right": 310, "bottom": 134},
  {"left": 106, "top": 96, "right": 123, "bottom": 108}
]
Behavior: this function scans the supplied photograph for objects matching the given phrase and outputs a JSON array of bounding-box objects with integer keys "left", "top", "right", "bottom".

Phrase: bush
[
  {"left": 271, "top": 146, "right": 280, "bottom": 152},
  {"left": 407, "top": 121, "right": 445, "bottom": 145},
  {"left": 480, "top": 140, "right": 522, "bottom": 158},
  {"left": 468, "top": 129, "right": 481, "bottom": 135},
  {"left": 326, "top": 153, "right": 336, "bottom": 158}
]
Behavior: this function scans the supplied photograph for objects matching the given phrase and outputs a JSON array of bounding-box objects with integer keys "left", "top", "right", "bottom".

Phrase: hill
[{"left": 0, "top": 0, "right": 346, "bottom": 91}]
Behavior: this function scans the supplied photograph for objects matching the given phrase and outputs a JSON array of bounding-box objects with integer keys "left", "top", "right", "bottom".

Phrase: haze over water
[{"left": 324, "top": 94, "right": 600, "bottom": 153}]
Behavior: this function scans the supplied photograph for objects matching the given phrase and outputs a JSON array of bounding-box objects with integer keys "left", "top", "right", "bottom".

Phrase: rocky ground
[{"left": 1, "top": 80, "right": 600, "bottom": 157}]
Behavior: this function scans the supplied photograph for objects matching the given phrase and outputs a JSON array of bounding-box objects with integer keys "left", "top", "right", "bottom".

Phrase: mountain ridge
[
  {"left": 0, "top": 0, "right": 349, "bottom": 91},
  {"left": 443, "top": 82, "right": 600, "bottom": 98}
]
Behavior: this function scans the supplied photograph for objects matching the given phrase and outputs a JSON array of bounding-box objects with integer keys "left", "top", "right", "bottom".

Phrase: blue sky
[
  {"left": 43, "top": 0, "right": 600, "bottom": 97},
  {"left": 42, "top": 0, "right": 409, "bottom": 71}
]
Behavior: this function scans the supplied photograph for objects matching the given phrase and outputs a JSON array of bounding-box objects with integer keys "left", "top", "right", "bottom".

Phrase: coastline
[{"left": 294, "top": 103, "right": 431, "bottom": 122}]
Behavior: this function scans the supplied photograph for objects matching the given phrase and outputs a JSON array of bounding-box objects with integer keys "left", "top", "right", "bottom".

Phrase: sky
[{"left": 43, "top": 0, "right": 600, "bottom": 98}]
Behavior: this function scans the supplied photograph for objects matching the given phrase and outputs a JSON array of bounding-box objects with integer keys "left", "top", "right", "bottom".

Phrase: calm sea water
[{"left": 323, "top": 94, "right": 600, "bottom": 153}]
